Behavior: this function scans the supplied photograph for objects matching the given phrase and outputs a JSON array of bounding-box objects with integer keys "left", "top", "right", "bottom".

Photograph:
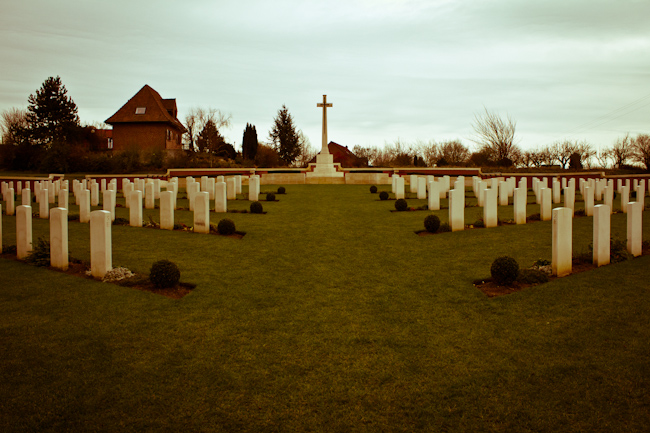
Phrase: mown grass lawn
[{"left": 1, "top": 184, "right": 649, "bottom": 432}]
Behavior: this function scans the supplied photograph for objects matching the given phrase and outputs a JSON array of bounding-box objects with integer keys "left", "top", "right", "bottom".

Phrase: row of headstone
[{"left": 552, "top": 200, "right": 644, "bottom": 277}]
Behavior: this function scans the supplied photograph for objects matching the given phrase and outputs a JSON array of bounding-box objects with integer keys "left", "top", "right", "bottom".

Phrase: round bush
[
  {"left": 395, "top": 198, "right": 408, "bottom": 211},
  {"left": 266, "top": 193, "right": 276, "bottom": 201},
  {"left": 370, "top": 185, "right": 378, "bottom": 194},
  {"left": 277, "top": 186, "right": 286, "bottom": 194},
  {"left": 490, "top": 256, "right": 520, "bottom": 286},
  {"left": 217, "top": 218, "right": 236, "bottom": 235},
  {"left": 149, "top": 260, "right": 180, "bottom": 288},
  {"left": 250, "top": 201, "right": 263, "bottom": 214},
  {"left": 379, "top": 191, "right": 389, "bottom": 201},
  {"left": 424, "top": 214, "right": 441, "bottom": 233}
]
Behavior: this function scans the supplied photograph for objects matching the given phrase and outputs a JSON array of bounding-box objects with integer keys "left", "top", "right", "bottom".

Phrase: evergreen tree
[
  {"left": 196, "top": 119, "right": 225, "bottom": 154},
  {"left": 269, "top": 105, "right": 300, "bottom": 166},
  {"left": 242, "top": 123, "right": 258, "bottom": 161},
  {"left": 26, "top": 76, "right": 80, "bottom": 146}
]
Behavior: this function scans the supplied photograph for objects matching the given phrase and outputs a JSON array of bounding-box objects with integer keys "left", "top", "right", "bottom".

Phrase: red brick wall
[{"left": 112, "top": 123, "right": 183, "bottom": 152}]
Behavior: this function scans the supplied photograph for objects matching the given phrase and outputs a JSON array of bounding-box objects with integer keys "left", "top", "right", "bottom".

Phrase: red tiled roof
[{"left": 105, "top": 85, "right": 186, "bottom": 133}]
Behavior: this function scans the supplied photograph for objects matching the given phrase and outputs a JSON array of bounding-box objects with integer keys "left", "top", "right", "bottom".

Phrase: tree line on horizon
[{"left": 1, "top": 76, "right": 649, "bottom": 173}]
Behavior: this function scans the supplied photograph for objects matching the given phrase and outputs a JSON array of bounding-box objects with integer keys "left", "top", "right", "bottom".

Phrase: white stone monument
[
  {"left": 306, "top": 95, "right": 344, "bottom": 179},
  {"left": 513, "top": 187, "right": 526, "bottom": 224}
]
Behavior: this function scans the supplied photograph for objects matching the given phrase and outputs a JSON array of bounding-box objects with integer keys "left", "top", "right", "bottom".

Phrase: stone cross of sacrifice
[{"left": 317, "top": 95, "right": 332, "bottom": 154}]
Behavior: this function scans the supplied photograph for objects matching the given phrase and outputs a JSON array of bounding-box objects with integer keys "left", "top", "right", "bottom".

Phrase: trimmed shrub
[
  {"left": 149, "top": 260, "right": 180, "bottom": 289},
  {"left": 277, "top": 186, "right": 286, "bottom": 194},
  {"left": 518, "top": 269, "right": 549, "bottom": 284},
  {"left": 379, "top": 191, "right": 389, "bottom": 201},
  {"left": 424, "top": 214, "right": 441, "bottom": 233},
  {"left": 266, "top": 193, "right": 276, "bottom": 201},
  {"left": 217, "top": 218, "right": 236, "bottom": 235},
  {"left": 438, "top": 222, "right": 451, "bottom": 233},
  {"left": 490, "top": 256, "right": 520, "bottom": 286},
  {"left": 250, "top": 201, "right": 263, "bottom": 214},
  {"left": 370, "top": 185, "right": 378, "bottom": 194},
  {"left": 395, "top": 198, "right": 408, "bottom": 211}
]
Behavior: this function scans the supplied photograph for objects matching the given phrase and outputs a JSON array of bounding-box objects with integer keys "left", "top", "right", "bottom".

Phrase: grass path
[{"left": 1, "top": 184, "right": 649, "bottom": 432}]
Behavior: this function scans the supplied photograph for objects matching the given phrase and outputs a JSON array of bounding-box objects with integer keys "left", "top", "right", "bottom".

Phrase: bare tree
[
  {"left": 418, "top": 140, "right": 440, "bottom": 167},
  {"left": 632, "top": 133, "right": 650, "bottom": 170},
  {"left": 183, "top": 107, "right": 231, "bottom": 152},
  {"left": 439, "top": 139, "right": 470, "bottom": 165},
  {"left": 609, "top": 133, "right": 634, "bottom": 168},
  {"left": 595, "top": 149, "right": 612, "bottom": 169},
  {"left": 470, "top": 108, "right": 520, "bottom": 165},
  {"left": 547, "top": 140, "right": 593, "bottom": 169},
  {"left": 352, "top": 145, "right": 379, "bottom": 167},
  {"left": 294, "top": 131, "right": 317, "bottom": 167},
  {"left": 1, "top": 107, "right": 28, "bottom": 145}
]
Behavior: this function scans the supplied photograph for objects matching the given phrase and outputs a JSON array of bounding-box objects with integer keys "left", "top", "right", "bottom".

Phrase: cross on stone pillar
[{"left": 317, "top": 95, "right": 332, "bottom": 154}]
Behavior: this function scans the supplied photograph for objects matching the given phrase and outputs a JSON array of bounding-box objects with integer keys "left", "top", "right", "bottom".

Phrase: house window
[
  {"left": 108, "top": 138, "right": 113, "bottom": 149},
  {"left": 167, "top": 129, "right": 172, "bottom": 140},
  {"left": 135, "top": 107, "right": 146, "bottom": 114}
]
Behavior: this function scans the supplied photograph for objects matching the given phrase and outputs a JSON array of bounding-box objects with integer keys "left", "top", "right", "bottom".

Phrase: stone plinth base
[
  {"left": 306, "top": 153, "right": 344, "bottom": 179},
  {"left": 305, "top": 176, "right": 346, "bottom": 184}
]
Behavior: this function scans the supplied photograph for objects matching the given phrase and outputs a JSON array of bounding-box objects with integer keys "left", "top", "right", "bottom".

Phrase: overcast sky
[{"left": 2, "top": 0, "right": 649, "bottom": 154}]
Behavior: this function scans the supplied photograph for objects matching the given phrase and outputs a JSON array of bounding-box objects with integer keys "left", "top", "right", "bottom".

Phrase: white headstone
[
  {"left": 603, "top": 184, "right": 614, "bottom": 214},
  {"left": 409, "top": 175, "right": 418, "bottom": 194},
  {"left": 145, "top": 183, "right": 155, "bottom": 209},
  {"left": 563, "top": 187, "right": 575, "bottom": 217},
  {"left": 226, "top": 178, "right": 237, "bottom": 200},
  {"left": 50, "top": 207, "right": 68, "bottom": 270},
  {"left": 627, "top": 201, "right": 643, "bottom": 257},
  {"left": 235, "top": 175, "right": 242, "bottom": 195},
  {"left": 593, "top": 204, "right": 610, "bottom": 267},
  {"left": 22, "top": 188, "right": 31, "bottom": 206},
  {"left": 395, "top": 177, "right": 405, "bottom": 200},
  {"left": 540, "top": 188, "right": 552, "bottom": 221},
  {"left": 58, "top": 189, "right": 69, "bottom": 210},
  {"left": 552, "top": 207, "right": 572, "bottom": 277},
  {"left": 194, "top": 191, "right": 210, "bottom": 234},
  {"left": 417, "top": 177, "right": 427, "bottom": 200},
  {"left": 483, "top": 187, "right": 498, "bottom": 228},
  {"left": 6, "top": 188, "right": 15, "bottom": 216},
  {"left": 620, "top": 185, "right": 630, "bottom": 213},
  {"left": 90, "top": 182, "right": 100, "bottom": 207},
  {"left": 16, "top": 205, "right": 33, "bottom": 259},
  {"left": 80, "top": 189, "right": 91, "bottom": 223},
  {"left": 160, "top": 191, "right": 174, "bottom": 230},
  {"left": 496, "top": 181, "right": 506, "bottom": 206},
  {"left": 248, "top": 176, "right": 260, "bottom": 202},
  {"left": 103, "top": 190, "right": 116, "bottom": 221},
  {"left": 427, "top": 181, "right": 440, "bottom": 211},
  {"left": 552, "top": 180, "right": 561, "bottom": 204},
  {"left": 130, "top": 190, "right": 143, "bottom": 227},
  {"left": 90, "top": 210, "right": 112, "bottom": 278},
  {"left": 584, "top": 186, "right": 594, "bottom": 216},
  {"left": 449, "top": 188, "right": 464, "bottom": 232},
  {"left": 513, "top": 187, "right": 526, "bottom": 224},
  {"left": 215, "top": 181, "right": 227, "bottom": 213}
]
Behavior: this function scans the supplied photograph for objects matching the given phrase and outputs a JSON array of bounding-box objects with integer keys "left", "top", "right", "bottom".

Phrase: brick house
[{"left": 105, "top": 85, "right": 186, "bottom": 153}]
